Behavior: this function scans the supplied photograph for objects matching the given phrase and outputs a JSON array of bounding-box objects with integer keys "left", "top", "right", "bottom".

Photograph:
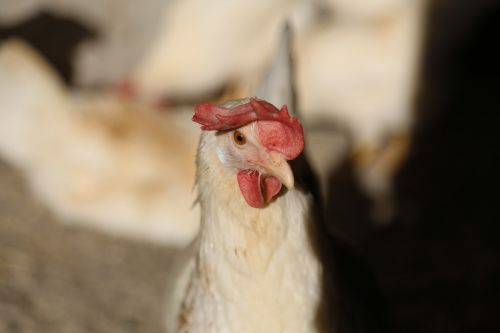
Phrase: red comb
[{"left": 193, "top": 98, "right": 304, "bottom": 160}]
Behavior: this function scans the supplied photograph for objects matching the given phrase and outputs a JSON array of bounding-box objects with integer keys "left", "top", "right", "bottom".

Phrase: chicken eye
[{"left": 233, "top": 130, "right": 247, "bottom": 145}]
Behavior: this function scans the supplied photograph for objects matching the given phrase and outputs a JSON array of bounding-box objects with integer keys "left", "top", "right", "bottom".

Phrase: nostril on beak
[{"left": 260, "top": 151, "right": 294, "bottom": 189}]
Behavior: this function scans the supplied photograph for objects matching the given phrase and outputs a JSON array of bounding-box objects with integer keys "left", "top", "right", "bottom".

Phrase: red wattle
[{"left": 237, "top": 170, "right": 282, "bottom": 208}]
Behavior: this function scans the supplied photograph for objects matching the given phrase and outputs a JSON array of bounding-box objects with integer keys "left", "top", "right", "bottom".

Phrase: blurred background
[{"left": 0, "top": 0, "right": 499, "bottom": 332}]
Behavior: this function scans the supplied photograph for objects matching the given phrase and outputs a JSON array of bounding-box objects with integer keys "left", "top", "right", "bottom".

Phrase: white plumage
[
  {"left": 173, "top": 137, "right": 321, "bottom": 332},
  {"left": 165, "top": 117, "right": 323, "bottom": 333},
  {"left": 0, "top": 39, "right": 199, "bottom": 245},
  {"left": 161, "top": 31, "right": 331, "bottom": 332},
  {"left": 131, "top": 0, "right": 293, "bottom": 100},
  {"left": 296, "top": 0, "right": 425, "bottom": 145}
]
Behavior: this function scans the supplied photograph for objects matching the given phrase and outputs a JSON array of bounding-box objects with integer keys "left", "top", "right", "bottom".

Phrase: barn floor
[{"left": 0, "top": 158, "right": 176, "bottom": 333}]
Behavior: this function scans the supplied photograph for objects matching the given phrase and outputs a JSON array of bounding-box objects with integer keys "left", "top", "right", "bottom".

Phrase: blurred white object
[
  {"left": 0, "top": 39, "right": 199, "bottom": 245},
  {"left": 298, "top": 0, "right": 425, "bottom": 223},
  {"left": 0, "top": 0, "right": 168, "bottom": 86},
  {"left": 131, "top": 0, "right": 295, "bottom": 100},
  {"left": 320, "top": 0, "right": 416, "bottom": 20},
  {"left": 297, "top": 0, "right": 425, "bottom": 145}
]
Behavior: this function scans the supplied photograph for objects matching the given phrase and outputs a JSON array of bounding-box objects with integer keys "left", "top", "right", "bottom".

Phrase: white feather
[
  {"left": 165, "top": 131, "right": 322, "bottom": 333},
  {"left": 0, "top": 39, "right": 199, "bottom": 245},
  {"left": 132, "top": 0, "right": 295, "bottom": 100}
]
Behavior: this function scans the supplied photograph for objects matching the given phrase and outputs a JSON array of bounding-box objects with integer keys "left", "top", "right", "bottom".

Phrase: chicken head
[{"left": 192, "top": 97, "right": 304, "bottom": 208}]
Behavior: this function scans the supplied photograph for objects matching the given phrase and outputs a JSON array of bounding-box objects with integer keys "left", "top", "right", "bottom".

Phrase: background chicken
[
  {"left": 0, "top": 39, "right": 199, "bottom": 245},
  {"left": 0, "top": 0, "right": 167, "bottom": 87}
]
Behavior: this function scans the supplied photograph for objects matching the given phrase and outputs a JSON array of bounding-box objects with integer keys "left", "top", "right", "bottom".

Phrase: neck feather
[{"left": 186, "top": 132, "right": 322, "bottom": 333}]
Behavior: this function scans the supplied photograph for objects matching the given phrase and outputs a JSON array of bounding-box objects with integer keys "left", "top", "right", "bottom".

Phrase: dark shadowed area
[
  {"left": 326, "top": 0, "right": 500, "bottom": 332},
  {"left": 0, "top": 11, "right": 97, "bottom": 84}
]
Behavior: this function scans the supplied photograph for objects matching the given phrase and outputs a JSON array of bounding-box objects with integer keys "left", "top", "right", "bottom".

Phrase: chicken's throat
[{"left": 237, "top": 170, "right": 281, "bottom": 208}]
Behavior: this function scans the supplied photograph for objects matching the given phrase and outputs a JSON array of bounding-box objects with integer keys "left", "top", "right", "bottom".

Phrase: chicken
[
  {"left": 130, "top": 0, "right": 293, "bottom": 101},
  {"left": 0, "top": 39, "right": 199, "bottom": 245},
  {"left": 297, "top": 0, "right": 424, "bottom": 145},
  {"left": 0, "top": 0, "right": 168, "bottom": 87},
  {"left": 163, "top": 97, "right": 327, "bottom": 333},
  {"left": 295, "top": 0, "right": 425, "bottom": 223},
  {"left": 162, "top": 25, "right": 389, "bottom": 333}
]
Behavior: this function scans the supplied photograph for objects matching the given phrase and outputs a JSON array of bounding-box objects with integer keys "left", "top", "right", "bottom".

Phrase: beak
[{"left": 258, "top": 150, "right": 294, "bottom": 189}]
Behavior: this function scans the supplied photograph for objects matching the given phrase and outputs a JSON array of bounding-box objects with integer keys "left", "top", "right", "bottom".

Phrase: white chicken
[
  {"left": 0, "top": 39, "right": 199, "bottom": 245},
  {"left": 130, "top": 0, "right": 294, "bottom": 101},
  {"left": 162, "top": 26, "right": 388, "bottom": 333},
  {"left": 0, "top": 0, "right": 169, "bottom": 87},
  {"left": 164, "top": 97, "right": 327, "bottom": 333},
  {"left": 297, "top": 0, "right": 425, "bottom": 222}
]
